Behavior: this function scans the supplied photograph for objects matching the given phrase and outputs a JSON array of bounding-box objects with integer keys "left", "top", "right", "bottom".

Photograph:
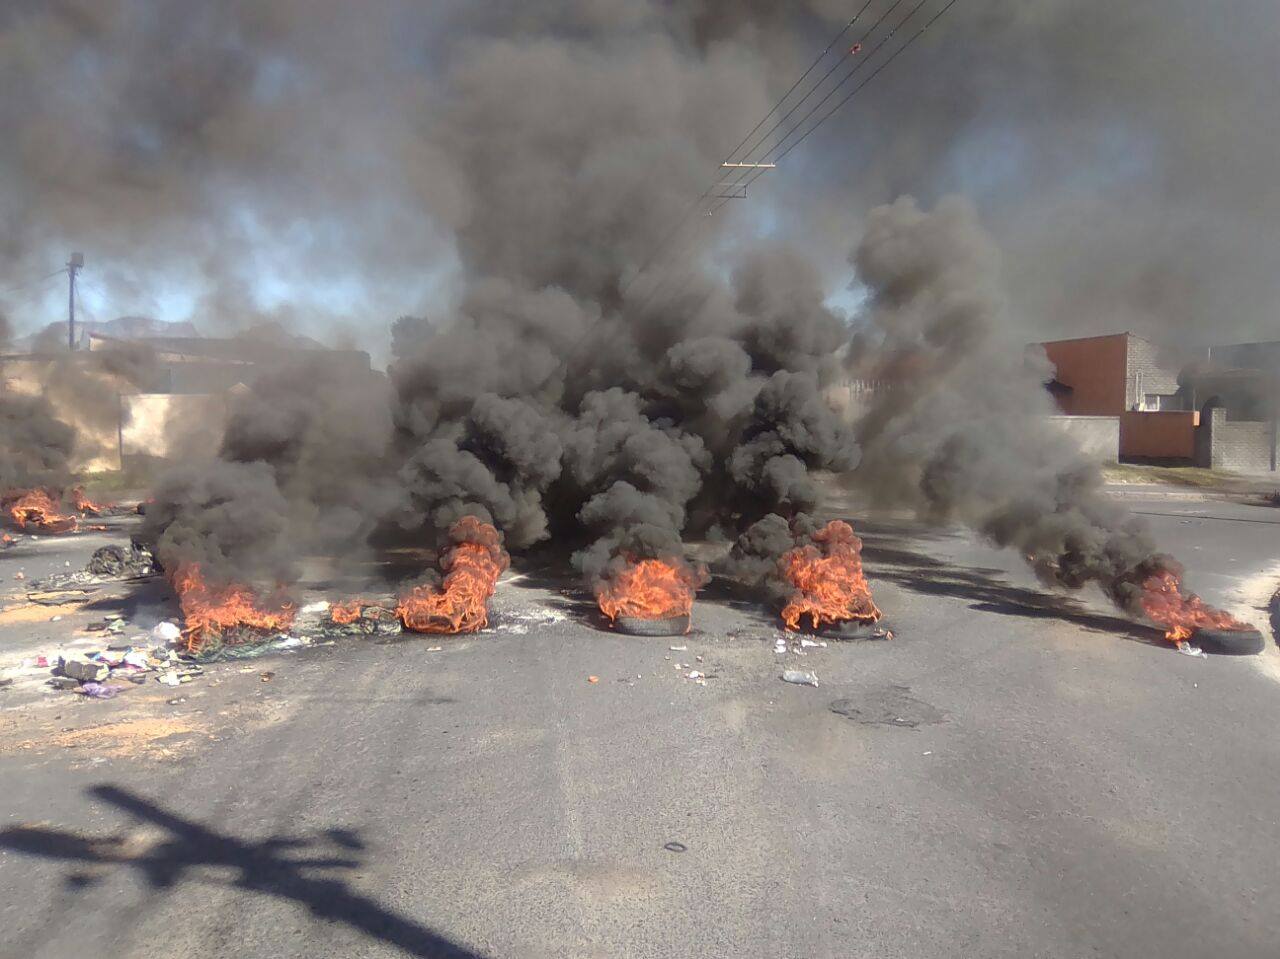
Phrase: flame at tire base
[
  {"left": 595, "top": 557, "right": 706, "bottom": 625},
  {"left": 779, "top": 520, "right": 881, "bottom": 631},
  {"left": 397, "top": 516, "right": 510, "bottom": 634},
  {"left": 1139, "top": 567, "right": 1250, "bottom": 646}
]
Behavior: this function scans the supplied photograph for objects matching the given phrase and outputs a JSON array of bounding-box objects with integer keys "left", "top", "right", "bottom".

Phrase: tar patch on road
[{"left": 829, "top": 685, "right": 945, "bottom": 728}]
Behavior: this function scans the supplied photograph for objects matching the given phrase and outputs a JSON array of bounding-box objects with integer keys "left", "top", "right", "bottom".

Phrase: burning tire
[
  {"left": 1191, "top": 627, "right": 1265, "bottom": 656},
  {"left": 808, "top": 620, "right": 893, "bottom": 641},
  {"left": 614, "top": 614, "right": 690, "bottom": 637}
]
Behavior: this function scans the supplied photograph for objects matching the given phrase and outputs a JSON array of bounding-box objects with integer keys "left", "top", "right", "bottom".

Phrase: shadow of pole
[{"left": 0, "top": 784, "right": 489, "bottom": 959}]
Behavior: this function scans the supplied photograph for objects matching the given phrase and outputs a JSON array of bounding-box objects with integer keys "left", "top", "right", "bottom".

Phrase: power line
[
  {"left": 0, "top": 268, "right": 65, "bottom": 299},
  {"left": 716, "top": 0, "right": 911, "bottom": 198},
  {"left": 722, "top": 0, "right": 877, "bottom": 165},
  {"left": 621, "top": 1, "right": 883, "bottom": 299},
  {"left": 708, "top": 0, "right": 961, "bottom": 216}
]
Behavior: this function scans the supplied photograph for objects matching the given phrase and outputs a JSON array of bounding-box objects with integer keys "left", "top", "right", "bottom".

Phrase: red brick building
[
  {"left": 1040, "top": 332, "right": 1183, "bottom": 415},
  {"left": 1040, "top": 332, "right": 1195, "bottom": 462}
]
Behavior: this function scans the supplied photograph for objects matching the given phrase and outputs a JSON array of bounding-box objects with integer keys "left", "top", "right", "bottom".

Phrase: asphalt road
[{"left": 1, "top": 494, "right": 1278, "bottom": 959}]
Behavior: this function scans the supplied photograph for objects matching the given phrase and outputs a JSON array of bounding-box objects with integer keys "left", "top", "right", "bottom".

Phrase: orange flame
[
  {"left": 1139, "top": 568, "right": 1249, "bottom": 645},
  {"left": 330, "top": 600, "right": 365, "bottom": 625},
  {"left": 779, "top": 520, "right": 881, "bottom": 631},
  {"left": 595, "top": 557, "right": 706, "bottom": 622},
  {"left": 170, "top": 563, "right": 296, "bottom": 654},
  {"left": 3, "top": 489, "right": 78, "bottom": 533},
  {"left": 397, "top": 516, "right": 510, "bottom": 634},
  {"left": 70, "top": 487, "right": 106, "bottom": 515}
]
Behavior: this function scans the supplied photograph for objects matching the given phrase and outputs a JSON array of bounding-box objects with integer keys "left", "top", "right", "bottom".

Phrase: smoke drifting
[
  {"left": 5, "top": 3, "right": 1266, "bottom": 628},
  {"left": 845, "top": 195, "right": 1172, "bottom": 612},
  {"left": 0, "top": 388, "right": 76, "bottom": 494}
]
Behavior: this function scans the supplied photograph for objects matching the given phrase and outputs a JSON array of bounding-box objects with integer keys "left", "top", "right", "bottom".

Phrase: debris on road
[
  {"left": 1175, "top": 641, "right": 1208, "bottom": 658},
  {"left": 150, "top": 621, "right": 182, "bottom": 644},
  {"left": 587, "top": 675, "right": 599, "bottom": 684},
  {"left": 781, "top": 669, "right": 819, "bottom": 687},
  {"left": 79, "top": 681, "right": 122, "bottom": 699},
  {"left": 58, "top": 654, "right": 111, "bottom": 683}
]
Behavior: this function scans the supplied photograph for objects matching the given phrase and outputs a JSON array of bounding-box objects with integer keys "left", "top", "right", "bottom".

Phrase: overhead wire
[
  {"left": 638, "top": 0, "right": 964, "bottom": 324},
  {"left": 622, "top": 0, "right": 881, "bottom": 302},
  {"left": 707, "top": 0, "right": 962, "bottom": 217},
  {"left": 714, "top": 0, "right": 910, "bottom": 200},
  {"left": 0, "top": 268, "right": 66, "bottom": 300}
]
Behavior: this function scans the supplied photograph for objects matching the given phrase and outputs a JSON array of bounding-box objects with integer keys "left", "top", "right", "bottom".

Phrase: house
[
  {"left": 1, "top": 319, "right": 374, "bottom": 471},
  {"left": 1039, "top": 332, "right": 1184, "bottom": 415},
  {"left": 1039, "top": 332, "right": 1278, "bottom": 473}
]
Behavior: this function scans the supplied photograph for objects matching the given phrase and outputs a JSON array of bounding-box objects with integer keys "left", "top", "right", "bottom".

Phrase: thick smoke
[
  {"left": 6, "top": 2, "right": 1261, "bottom": 612},
  {"left": 106, "top": 3, "right": 860, "bottom": 588},
  {"left": 845, "top": 196, "right": 1172, "bottom": 612},
  {"left": 0, "top": 387, "right": 76, "bottom": 493}
]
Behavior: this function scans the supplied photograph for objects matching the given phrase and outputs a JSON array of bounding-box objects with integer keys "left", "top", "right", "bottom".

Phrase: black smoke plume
[
  {"left": 845, "top": 196, "right": 1174, "bottom": 612},
  {"left": 6, "top": 2, "right": 1262, "bottom": 616}
]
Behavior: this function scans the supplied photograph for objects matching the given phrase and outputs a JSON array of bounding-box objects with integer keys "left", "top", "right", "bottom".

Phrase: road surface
[{"left": 1, "top": 492, "right": 1277, "bottom": 959}]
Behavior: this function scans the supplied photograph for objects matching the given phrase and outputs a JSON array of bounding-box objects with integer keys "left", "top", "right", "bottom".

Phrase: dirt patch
[
  {"left": 0, "top": 601, "right": 84, "bottom": 625},
  {"left": 4, "top": 716, "right": 206, "bottom": 760}
]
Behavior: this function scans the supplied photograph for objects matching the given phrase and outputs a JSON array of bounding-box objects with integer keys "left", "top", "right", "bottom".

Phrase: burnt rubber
[
  {"left": 1191, "top": 627, "right": 1266, "bottom": 656},
  {"left": 614, "top": 615, "right": 690, "bottom": 637},
  {"left": 798, "top": 620, "right": 893, "bottom": 641}
]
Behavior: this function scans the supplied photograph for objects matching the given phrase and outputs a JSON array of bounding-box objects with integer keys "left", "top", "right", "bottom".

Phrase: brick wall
[
  {"left": 1120, "top": 410, "right": 1197, "bottom": 460},
  {"left": 1196, "top": 407, "right": 1278, "bottom": 472},
  {"left": 1124, "top": 335, "right": 1181, "bottom": 409},
  {"left": 1040, "top": 334, "right": 1128, "bottom": 415}
]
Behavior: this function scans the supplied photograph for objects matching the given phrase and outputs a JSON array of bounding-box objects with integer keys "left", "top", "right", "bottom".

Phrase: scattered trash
[
  {"left": 1175, "top": 641, "right": 1207, "bottom": 658},
  {"left": 49, "top": 676, "right": 80, "bottom": 690},
  {"left": 167, "top": 697, "right": 186, "bottom": 705},
  {"left": 14, "top": 571, "right": 23, "bottom": 580},
  {"left": 663, "top": 841, "right": 688, "bottom": 853},
  {"left": 49, "top": 614, "right": 62, "bottom": 622},
  {"left": 299, "top": 600, "right": 331, "bottom": 614},
  {"left": 774, "top": 637, "right": 787, "bottom": 653},
  {"left": 58, "top": 654, "right": 110, "bottom": 683},
  {"left": 150, "top": 621, "right": 182, "bottom": 645},
  {"left": 157, "top": 671, "right": 181, "bottom": 687},
  {"left": 669, "top": 645, "right": 688, "bottom": 652},
  {"left": 587, "top": 675, "right": 599, "bottom": 684},
  {"left": 79, "top": 682, "right": 122, "bottom": 700},
  {"left": 275, "top": 636, "right": 305, "bottom": 649},
  {"left": 781, "top": 669, "right": 819, "bottom": 687},
  {"left": 260, "top": 671, "right": 275, "bottom": 682},
  {"left": 799, "top": 638, "right": 827, "bottom": 649},
  {"left": 427, "top": 646, "right": 443, "bottom": 652}
]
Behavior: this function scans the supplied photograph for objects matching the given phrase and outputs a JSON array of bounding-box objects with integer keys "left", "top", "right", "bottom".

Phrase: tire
[
  {"left": 1192, "top": 627, "right": 1265, "bottom": 656},
  {"left": 614, "top": 615, "right": 690, "bottom": 637},
  {"left": 804, "top": 620, "right": 892, "bottom": 641}
]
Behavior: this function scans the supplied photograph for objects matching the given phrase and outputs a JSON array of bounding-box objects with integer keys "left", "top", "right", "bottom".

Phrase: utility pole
[{"left": 67, "top": 252, "right": 83, "bottom": 351}]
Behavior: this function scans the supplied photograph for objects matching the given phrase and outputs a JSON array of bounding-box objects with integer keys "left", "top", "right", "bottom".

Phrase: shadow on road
[{"left": 0, "top": 784, "right": 488, "bottom": 959}]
